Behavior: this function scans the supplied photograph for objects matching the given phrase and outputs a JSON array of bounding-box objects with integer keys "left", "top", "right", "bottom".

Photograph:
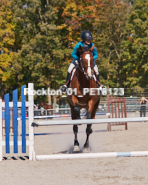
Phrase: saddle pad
[
  {"left": 70, "top": 68, "right": 76, "bottom": 81},
  {"left": 93, "top": 74, "right": 96, "bottom": 81}
]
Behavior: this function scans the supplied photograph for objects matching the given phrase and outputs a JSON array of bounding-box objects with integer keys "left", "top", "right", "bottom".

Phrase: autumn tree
[
  {"left": 0, "top": 0, "right": 16, "bottom": 96},
  {"left": 122, "top": 0, "right": 148, "bottom": 90},
  {"left": 10, "top": 0, "right": 69, "bottom": 96},
  {"left": 58, "top": 0, "right": 131, "bottom": 88},
  {"left": 93, "top": 0, "right": 131, "bottom": 87}
]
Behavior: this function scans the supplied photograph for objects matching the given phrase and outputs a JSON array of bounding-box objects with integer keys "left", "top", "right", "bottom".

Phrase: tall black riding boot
[
  {"left": 96, "top": 74, "right": 100, "bottom": 88},
  {"left": 60, "top": 72, "right": 70, "bottom": 93},
  {"left": 66, "top": 72, "right": 70, "bottom": 88}
]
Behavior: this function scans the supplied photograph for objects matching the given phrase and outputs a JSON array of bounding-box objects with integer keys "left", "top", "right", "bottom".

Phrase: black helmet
[{"left": 81, "top": 30, "right": 93, "bottom": 40}]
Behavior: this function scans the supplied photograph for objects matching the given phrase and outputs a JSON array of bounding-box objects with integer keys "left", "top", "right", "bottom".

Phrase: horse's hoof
[
  {"left": 73, "top": 145, "right": 80, "bottom": 153},
  {"left": 83, "top": 147, "right": 90, "bottom": 153}
]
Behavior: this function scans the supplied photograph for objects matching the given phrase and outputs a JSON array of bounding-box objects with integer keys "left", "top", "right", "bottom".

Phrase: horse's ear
[
  {"left": 89, "top": 45, "right": 95, "bottom": 52},
  {"left": 79, "top": 45, "right": 84, "bottom": 52}
]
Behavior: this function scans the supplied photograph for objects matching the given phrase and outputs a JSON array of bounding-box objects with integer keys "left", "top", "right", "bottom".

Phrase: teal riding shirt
[{"left": 71, "top": 41, "right": 98, "bottom": 60}]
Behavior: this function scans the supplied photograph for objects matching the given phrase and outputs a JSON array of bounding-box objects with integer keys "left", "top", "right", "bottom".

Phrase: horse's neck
[{"left": 77, "top": 67, "right": 90, "bottom": 88}]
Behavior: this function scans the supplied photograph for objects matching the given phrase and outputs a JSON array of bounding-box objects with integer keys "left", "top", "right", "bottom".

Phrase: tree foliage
[
  {"left": 93, "top": 0, "right": 131, "bottom": 87},
  {"left": 0, "top": 0, "right": 15, "bottom": 96},
  {"left": 1, "top": 0, "right": 148, "bottom": 100},
  {"left": 122, "top": 0, "right": 148, "bottom": 89},
  {"left": 10, "top": 0, "right": 69, "bottom": 92}
]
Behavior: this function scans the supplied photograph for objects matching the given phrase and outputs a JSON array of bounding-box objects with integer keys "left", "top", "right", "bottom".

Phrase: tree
[
  {"left": 58, "top": 0, "right": 101, "bottom": 63},
  {"left": 0, "top": 0, "right": 16, "bottom": 97},
  {"left": 122, "top": 0, "right": 148, "bottom": 89},
  {"left": 93, "top": 0, "right": 131, "bottom": 87},
  {"left": 11, "top": 0, "right": 69, "bottom": 96},
  {"left": 59, "top": 0, "right": 131, "bottom": 88}
]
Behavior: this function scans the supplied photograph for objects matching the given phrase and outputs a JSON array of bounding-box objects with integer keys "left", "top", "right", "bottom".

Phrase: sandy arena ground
[{"left": 1, "top": 112, "right": 148, "bottom": 185}]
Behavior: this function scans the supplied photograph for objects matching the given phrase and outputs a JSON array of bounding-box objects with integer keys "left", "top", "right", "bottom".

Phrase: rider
[{"left": 60, "top": 30, "right": 100, "bottom": 92}]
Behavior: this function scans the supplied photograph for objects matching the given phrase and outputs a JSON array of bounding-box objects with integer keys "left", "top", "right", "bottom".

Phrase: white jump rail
[
  {"left": 32, "top": 116, "right": 148, "bottom": 160},
  {"left": 36, "top": 151, "right": 148, "bottom": 160},
  {"left": 32, "top": 117, "right": 148, "bottom": 127}
]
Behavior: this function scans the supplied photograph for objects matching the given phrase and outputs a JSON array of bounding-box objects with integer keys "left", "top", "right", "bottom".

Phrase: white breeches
[
  {"left": 93, "top": 65, "right": 99, "bottom": 75},
  {"left": 68, "top": 62, "right": 99, "bottom": 75}
]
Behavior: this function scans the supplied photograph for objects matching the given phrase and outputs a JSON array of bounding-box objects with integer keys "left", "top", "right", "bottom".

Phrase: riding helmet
[{"left": 81, "top": 30, "right": 93, "bottom": 40}]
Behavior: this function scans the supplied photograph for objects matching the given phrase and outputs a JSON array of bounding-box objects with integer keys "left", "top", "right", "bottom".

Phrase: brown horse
[
  {"left": 40, "top": 102, "right": 53, "bottom": 115},
  {"left": 67, "top": 45, "right": 101, "bottom": 152}
]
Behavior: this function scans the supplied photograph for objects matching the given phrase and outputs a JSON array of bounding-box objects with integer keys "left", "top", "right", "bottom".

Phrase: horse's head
[
  {"left": 77, "top": 45, "right": 95, "bottom": 80},
  {"left": 41, "top": 102, "right": 44, "bottom": 106}
]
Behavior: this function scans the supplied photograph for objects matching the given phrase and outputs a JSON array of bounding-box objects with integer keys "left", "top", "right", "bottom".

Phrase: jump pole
[
  {"left": 32, "top": 117, "right": 148, "bottom": 161},
  {"left": 33, "top": 112, "right": 108, "bottom": 119},
  {"left": 36, "top": 151, "right": 148, "bottom": 160},
  {"left": 32, "top": 117, "right": 148, "bottom": 127}
]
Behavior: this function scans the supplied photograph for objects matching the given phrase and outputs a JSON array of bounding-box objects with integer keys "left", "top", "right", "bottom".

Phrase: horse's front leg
[
  {"left": 83, "top": 99, "right": 95, "bottom": 151},
  {"left": 71, "top": 109, "right": 80, "bottom": 152},
  {"left": 69, "top": 95, "right": 80, "bottom": 152},
  {"left": 72, "top": 95, "right": 81, "bottom": 119},
  {"left": 83, "top": 123, "right": 93, "bottom": 150},
  {"left": 73, "top": 124, "right": 80, "bottom": 152}
]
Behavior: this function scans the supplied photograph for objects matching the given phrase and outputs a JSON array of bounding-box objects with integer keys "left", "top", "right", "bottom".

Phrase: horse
[
  {"left": 40, "top": 102, "right": 53, "bottom": 115},
  {"left": 67, "top": 45, "right": 101, "bottom": 152}
]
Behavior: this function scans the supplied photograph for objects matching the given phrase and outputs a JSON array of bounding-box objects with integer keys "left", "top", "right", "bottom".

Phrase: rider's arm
[
  {"left": 71, "top": 42, "right": 81, "bottom": 60},
  {"left": 93, "top": 46, "right": 98, "bottom": 60}
]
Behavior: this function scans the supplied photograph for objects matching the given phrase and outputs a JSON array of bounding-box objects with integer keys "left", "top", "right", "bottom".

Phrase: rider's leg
[
  {"left": 60, "top": 59, "right": 77, "bottom": 92},
  {"left": 93, "top": 60, "right": 100, "bottom": 87},
  {"left": 66, "top": 60, "right": 77, "bottom": 87}
]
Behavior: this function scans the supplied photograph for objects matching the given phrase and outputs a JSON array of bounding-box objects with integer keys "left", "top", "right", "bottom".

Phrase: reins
[
  {"left": 77, "top": 56, "right": 95, "bottom": 78},
  {"left": 78, "top": 57, "right": 102, "bottom": 87}
]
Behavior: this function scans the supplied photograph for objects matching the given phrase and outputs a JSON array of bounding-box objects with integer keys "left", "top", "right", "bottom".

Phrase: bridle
[{"left": 77, "top": 51, "right": 95, "bottom": 79}]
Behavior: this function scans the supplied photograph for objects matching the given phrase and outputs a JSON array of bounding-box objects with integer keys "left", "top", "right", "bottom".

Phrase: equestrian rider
[{"left": 60, "top": 30, "right": 100, "bottom": 92}]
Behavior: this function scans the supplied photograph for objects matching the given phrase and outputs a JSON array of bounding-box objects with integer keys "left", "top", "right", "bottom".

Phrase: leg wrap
[
  {"left": 86, "top": 111, "right": 91, "bottom": 119},
  {"left": 86, "top": 124, "right": 93, "bottom": 134},
  {"left": 74, "top": 104, "right": 80, "bottom": 117}
]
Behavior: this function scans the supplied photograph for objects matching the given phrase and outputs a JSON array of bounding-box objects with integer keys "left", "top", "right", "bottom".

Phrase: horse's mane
[{"left": 76, "top": 46, "right": 91, "bottom": 57}]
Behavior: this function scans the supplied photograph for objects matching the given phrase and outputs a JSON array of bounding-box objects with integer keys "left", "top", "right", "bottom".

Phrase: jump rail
[
  {"left": 33, "top": 112, "right": 108, "bottom": 119},
  {"left": 32, "top": 117, "right": 148, "bottom": 127},
  {"left": 36, "top": 151, "right": 148, "bottom": 160},
  {"left": 33, "top": 117, "right": 148, "bottom": 160}
]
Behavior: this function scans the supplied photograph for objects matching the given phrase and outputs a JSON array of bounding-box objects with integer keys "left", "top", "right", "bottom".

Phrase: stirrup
[
  {"left": 99, "top": 85, "right": 108, "bottom": 95},
  {"left": 59, "top": 85, "right": 67, "bottom": 93}
]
